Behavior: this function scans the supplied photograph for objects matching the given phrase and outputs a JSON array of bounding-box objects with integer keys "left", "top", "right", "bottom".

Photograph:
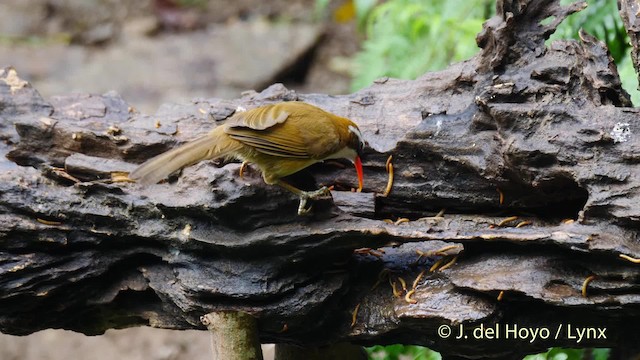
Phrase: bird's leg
[{"left": 276, "top": 180, "right": 332, "bottom": 215}]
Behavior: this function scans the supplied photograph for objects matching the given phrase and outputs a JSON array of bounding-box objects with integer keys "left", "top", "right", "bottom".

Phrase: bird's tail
[{"left": 129, "top": 129, "right": 240, "bottom": 185}]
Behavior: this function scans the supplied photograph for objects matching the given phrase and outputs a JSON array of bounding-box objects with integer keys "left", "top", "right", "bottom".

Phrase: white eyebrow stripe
[{"left": 348, "top": 125, "right": 365, "bottom": 148}]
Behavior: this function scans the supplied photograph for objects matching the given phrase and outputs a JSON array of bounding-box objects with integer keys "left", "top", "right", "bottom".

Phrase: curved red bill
[{"left": 354, "top": 156, "right": 363, "bottom": 192}]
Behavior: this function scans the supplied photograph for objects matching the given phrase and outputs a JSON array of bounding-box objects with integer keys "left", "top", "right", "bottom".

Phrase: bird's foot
[
  {"left": 238, "top": 161, "right": 251, "bottom": 179},
  {"left": 297, "top": 186, "right": 332, "bottom": 215}
]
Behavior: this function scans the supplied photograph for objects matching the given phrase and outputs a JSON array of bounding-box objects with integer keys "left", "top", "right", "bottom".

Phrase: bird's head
[
  {"left": 347, "top": 125, "right": 365, "bottom": 192},
  {"left": 322, "top": 119, "right": 365, "bottom": 191}
]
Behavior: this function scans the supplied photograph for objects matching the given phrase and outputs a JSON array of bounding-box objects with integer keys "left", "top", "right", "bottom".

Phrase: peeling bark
[{"left": 1, "top": 0, "right": 640, "bottom": 358}]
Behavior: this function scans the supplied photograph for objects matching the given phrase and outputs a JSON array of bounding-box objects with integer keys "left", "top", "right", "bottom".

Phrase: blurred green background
[
  {"left": 319, "top": 0, "right": 638, "bottom": 104},
  {"left": 366, "top": 345, "right": 610, "bottom": 360}
]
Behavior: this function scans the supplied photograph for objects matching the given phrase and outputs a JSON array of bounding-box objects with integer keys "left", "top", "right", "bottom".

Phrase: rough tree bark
[{"left": 1, "top": 0, "right": 640, "bottom": 358}]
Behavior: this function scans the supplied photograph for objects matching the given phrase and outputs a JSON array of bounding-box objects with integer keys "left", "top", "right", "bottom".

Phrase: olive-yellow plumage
[{"left": 129, "top": 102, "right": 365, "bottom": 214}]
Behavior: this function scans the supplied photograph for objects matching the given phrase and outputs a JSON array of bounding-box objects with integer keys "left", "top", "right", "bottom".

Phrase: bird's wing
[
  {"left": 226, "top": 103, "right": 291, "bottom": 130},
  {"left": 224, "top": 103, "right": 312, "bottom": 158},
  {"left": 225, "top": 128, "right": 310, "bottom": 158}
]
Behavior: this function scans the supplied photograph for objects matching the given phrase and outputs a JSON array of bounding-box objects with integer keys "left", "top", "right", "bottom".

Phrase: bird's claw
[
  {"left": 297, "top": 186, "right": 332, "bottom": 215},
  {"left": 239, "top": 161, "right": 250, "bottom": 179}
]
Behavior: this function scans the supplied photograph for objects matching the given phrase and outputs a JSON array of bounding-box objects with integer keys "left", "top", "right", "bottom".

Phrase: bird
[{"left": 129, "top": 101, "right": 365, "bottom": 215}]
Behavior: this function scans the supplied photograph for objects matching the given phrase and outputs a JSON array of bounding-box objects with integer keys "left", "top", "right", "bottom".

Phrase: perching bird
[{"left": 129, "top": 101, "right": 365, "bottom": 214}]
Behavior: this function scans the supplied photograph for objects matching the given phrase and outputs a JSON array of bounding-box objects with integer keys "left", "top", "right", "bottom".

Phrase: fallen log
[{"left": 1, "top": 0, "right": 639, "bottom": 358}]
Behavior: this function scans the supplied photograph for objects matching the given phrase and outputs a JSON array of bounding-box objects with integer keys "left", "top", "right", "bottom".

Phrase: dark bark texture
[{"left": 2, "top": 0, "right": 640, "bottom": 358}]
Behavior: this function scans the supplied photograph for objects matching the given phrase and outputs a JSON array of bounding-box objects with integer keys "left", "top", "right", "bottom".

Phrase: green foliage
[
  {"left": 347, "top": 0, "right": 638, "bottom": 103},
  {"left": 618, "top": 49, "right": 640, "bottom": 104},
  {"left": 367, "top": 344, "right": 441, "bottom": 360},
  {"left": 524, "top": 348, "right": 610, "bottom": 360},
  {"left": 550, "top": 0, "right": 628, "bottom": 62},
  {"left": 351, "top": 0, "right": 494, "bottom": 91},
  {"left": 354, "top": 0, "right": 379, "bottom": 28},
  {"left": 366, "top": 346, "right": 609, "bottom": 360}
]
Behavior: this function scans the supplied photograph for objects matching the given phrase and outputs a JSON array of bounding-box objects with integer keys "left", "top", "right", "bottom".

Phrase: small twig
[
  {"left": 515, "top": 220, "right": 532, "bottom": 228},
  {"left": 497, "top": 290, "right": 505, "bottom": 301},
  {"left": 394, "top": 218, "right": 410, "bottom": 225},
  {"left": 497, "top": 187, "right": 504, "bottom": 205},
  {"left": 49, "top": 167, "right": 81, "bottom": 183}
]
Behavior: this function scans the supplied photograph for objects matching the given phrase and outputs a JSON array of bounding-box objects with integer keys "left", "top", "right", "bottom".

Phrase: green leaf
[
  {"left": 351, "top": 0, "right": 494, "bottom": 91},
  {"left": 354, "top": 0, "right": 378, "bottom": 28},
  {"left": 366, "top": 345, "right": 441, "bottom": 360}
]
